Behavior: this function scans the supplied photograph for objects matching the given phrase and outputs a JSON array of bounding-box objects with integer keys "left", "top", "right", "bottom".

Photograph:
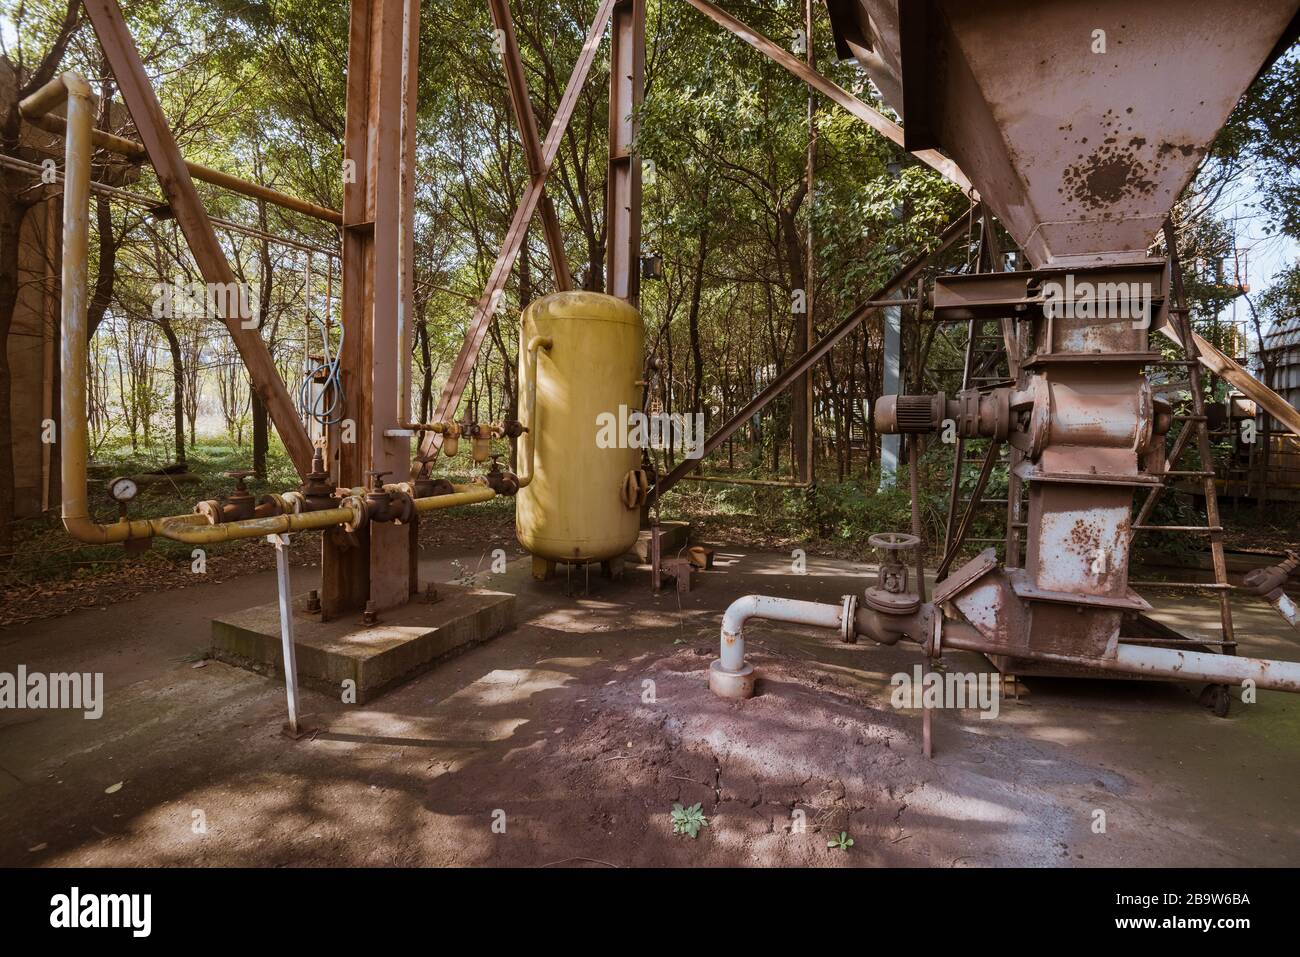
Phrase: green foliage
[
  {"left": 828, "top": 831, "right": 853, "bottom": 851},
  {"left": 670, "top": 802, "right": 708, "bottom": 839}
]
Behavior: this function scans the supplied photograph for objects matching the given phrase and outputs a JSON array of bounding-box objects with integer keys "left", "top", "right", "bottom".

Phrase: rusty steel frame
[
  {"left": 605, "top": 0, "right": 645, "bottom": 305},
  {"left": 653, "top": 208, "right": 973, "bottom": 495},
  {"left": 418, "top": 0, "right": 620, "bottom": 462},
  {"left": 319, "top": 0, "right": 419, "bottom": 619},
  {"left": 678, "top": 0, "right": 975, "bottom": 197},
  {"left": 83, "top": 0, "right": 315, "bottom": 478},
  {"left": 486, "top": 0, "right": 573, "bottom": 291}
]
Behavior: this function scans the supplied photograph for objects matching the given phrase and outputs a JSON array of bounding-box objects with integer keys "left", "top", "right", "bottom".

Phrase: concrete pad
[{"left": 210, "top": 585, "right": 515, "bottom": 704}]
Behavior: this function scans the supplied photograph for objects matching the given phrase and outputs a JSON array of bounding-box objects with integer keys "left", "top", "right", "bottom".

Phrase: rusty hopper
[
  {"left": 828, "top": 0, "right": 1300, "bottom": 267},
  {"left": 704, "top": 0, "right": 1300, "bottom": 699}
]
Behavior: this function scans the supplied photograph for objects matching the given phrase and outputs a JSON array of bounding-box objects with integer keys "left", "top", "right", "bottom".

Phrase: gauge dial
[{"left": 108, "top": 476, "right": 138, "bottom": 503}]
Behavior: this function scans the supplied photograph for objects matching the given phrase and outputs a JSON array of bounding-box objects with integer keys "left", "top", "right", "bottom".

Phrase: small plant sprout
[
  {"left": 828, "top": 831, "right": 854, "bottom": 851},
  {"left": 671, "top": 802, "right": 708, "bottom": 839}
]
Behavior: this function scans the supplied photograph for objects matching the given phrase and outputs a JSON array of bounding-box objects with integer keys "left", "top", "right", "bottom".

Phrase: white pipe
[
  {"left": 1111, "top": 643, "right": 1300, "bottom": 693},
  {"left": 944, "top": 628, "right": 1300, "bottom": 693},
  {"left": 718, "top": 594, "right": 846, "bottom": 673}
]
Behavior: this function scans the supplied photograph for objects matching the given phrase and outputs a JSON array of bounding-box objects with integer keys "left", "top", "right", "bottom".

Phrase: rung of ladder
[{"left": 1132, "top": 525, "right": 1224, "bottom": 532}]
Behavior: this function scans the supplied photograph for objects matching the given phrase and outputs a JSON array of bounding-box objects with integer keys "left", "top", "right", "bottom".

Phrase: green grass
[{"left": 6, "top": 435, "right": 301, "bottom": 584}]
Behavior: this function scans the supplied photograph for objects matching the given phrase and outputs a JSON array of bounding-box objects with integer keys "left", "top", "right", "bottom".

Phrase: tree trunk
[{"left": 158, "top": 315, "right": 186, "bottom": 467}]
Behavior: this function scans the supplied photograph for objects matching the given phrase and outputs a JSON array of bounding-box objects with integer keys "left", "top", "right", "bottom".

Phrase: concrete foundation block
[{"left": 211, "top": 585, "right": 515, "bottom": 704}]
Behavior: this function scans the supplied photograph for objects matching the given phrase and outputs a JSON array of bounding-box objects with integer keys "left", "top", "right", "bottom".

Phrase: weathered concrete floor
[{"left": 0, "top": 543, "right": 1297, "bottom": 867}]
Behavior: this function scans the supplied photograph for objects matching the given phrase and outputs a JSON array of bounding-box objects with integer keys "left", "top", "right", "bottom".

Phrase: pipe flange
[
  {"left": 341, "top": 493, "right": 369, "bottom": 533},
  {"left": 839, "top": 594, "right": 859, "bottom": 644},
  {"left": 708, "top": 659, "right": 755, "bottom": 699},
  {"left": 194, "top": 499, "right": 222, "bottom": 525},
  {"left": 279, "top": 491, "right": 306, "bottom": 515},
  {"left": 392, "top": 490, "right": 416, "bottom": 525}
]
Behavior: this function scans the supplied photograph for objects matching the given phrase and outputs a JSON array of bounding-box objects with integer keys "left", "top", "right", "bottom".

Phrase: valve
[
  {"left": 483, "top": 454, "right": 520, "bottom": 496},
  {"left": 863, "top": 531, "right": 922, "bottom": 617},
  {"left": 299, "top": 447, "right": 336, "bottom": 511}
]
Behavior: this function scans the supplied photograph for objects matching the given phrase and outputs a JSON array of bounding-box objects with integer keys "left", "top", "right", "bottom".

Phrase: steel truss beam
[
  {"left": 678, "top": 0, "right": 976, "bottom": 198},
  {"left": 418, "top": 0, "right": 620, "bottom": 462},
  {"left": 83, "top": 0, "right": 315, "bottom": 478},
  {"left": 653, "top": 208, "right": 975, "bottom": 495}
]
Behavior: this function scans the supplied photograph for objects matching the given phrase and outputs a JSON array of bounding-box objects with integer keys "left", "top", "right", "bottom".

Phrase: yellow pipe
[
  {"left": 46, "top": 70, "right": 200, "bottom": 545},
  {"left": 160, "top": 484, "right": 495, "bottom": 544},
  {"left": 159, "top": 505, "right": 363, "bottom": 544},
  {"left": 517, "top": 335, "right": 552, "bottom": 489},
  {"left": 46, "top": 70, "right": 491, "bottom": 548},
  {"left": 413, "top": 484, "right": 497, "bottom": 512}
]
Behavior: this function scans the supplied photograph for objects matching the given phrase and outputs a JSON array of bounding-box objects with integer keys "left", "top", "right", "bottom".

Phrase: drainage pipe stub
[{"left": 709, "top": 659, "right": 755, "bottom": 699}]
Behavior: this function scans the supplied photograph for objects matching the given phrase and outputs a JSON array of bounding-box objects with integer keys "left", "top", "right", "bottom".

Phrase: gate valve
[
  {"left": 208, "top": 469, "right": 258, "bottom": 522},
  {"left": 863, "top": 531, "right": 922, "bottom": 617},
  {"left": 363, "top": 470, "right": 402, "bottom": 523},
  {"left": 483, "top": 454, "right": 520, "bottom": 496},
  {"left": 299, "top": 448, "right": 337, "bottom": 510}
]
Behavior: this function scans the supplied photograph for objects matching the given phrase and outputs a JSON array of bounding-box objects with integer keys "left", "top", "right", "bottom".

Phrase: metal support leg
[{"left": 269, "top": 533, "right": 303, "bottom": 737}]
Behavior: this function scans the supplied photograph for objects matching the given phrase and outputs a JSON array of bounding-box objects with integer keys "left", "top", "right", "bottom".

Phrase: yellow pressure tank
[{"left": 516, "top": 291, "right": 644, "bottom": 570}]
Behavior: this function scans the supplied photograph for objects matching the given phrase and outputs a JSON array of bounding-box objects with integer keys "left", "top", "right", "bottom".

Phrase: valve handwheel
[{"left": 868, "top": 532, "right": 921, "bottom": 551}]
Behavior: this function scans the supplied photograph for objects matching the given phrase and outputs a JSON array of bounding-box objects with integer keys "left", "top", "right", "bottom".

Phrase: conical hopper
[{"left": 829, "top": 0, "right": 1300, "bottom": 267}]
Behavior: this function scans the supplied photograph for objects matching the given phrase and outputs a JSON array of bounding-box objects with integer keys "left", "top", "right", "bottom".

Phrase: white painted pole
[
  {"left": 880, "top": 288, "right": 902, "bottom": 489},
  {"left": 268, "top": 533, "right": 300, "bottom": 734}
]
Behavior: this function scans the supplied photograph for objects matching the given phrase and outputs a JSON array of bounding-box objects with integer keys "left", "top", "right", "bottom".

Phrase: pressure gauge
[{"left": 108, "top": 476, "right": 139, "bottom": 503}]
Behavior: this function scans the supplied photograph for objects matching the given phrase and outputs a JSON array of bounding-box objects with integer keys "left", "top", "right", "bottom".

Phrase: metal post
[
  {"left": 879, "top": 289, "right": 902, "bottom": 489},
  {"left": 605, "top": 0, "right": 645, "bottom": 304},
  {"left": 269, "top": 533, "right": 302, "bottom": 736}
]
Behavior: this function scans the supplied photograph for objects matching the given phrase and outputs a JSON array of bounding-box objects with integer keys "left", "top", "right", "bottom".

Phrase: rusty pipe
[
  {"left": 160, "top": 482, "right": 495, "bottom": 545},
  {"left": 21, "top": 104, "right": 342, "bottom": 226},
  {"left": 940, "top": 625, "right": 1300, "bottom": 694},
  {"left": 159, "top": 504, "right": 363, "bottom": 544}
]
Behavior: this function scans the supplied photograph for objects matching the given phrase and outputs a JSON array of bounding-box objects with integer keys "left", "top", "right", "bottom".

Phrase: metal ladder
[{"left": 1127, "top": 221, "right": 1236, "bottom": 654}]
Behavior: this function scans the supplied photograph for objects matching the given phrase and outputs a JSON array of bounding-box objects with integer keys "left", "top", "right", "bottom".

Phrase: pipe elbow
[{"left": 61, "top": 515, "right": 121, "bottom": 545}]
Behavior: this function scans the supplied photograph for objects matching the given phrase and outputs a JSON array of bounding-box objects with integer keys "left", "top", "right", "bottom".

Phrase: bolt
[
  {"left": 306, "top": 589, "right": 321, "bottom": 613},
  {"left": 362, "top": 600, "right": 378, "bottom": 625},
  {"left": 423, "top": 583, "right": 440, "bottom": 604}
]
